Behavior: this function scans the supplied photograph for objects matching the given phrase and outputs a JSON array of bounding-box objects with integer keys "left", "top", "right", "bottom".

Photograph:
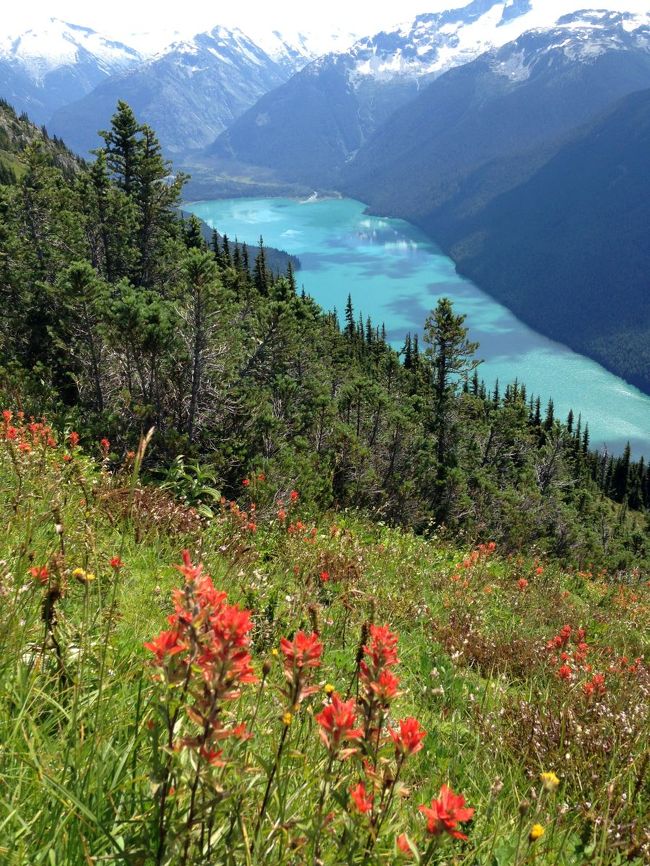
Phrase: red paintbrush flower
[
  {"left": 144, "top": 629, "right": 185, "bottom": 662},
  {"left": 29, "top": 565, "right": 50, "bottom": 583},
  {"left": 361, "top": 624, "right": 399, "bottom": 680},
  {"left": 369, "top": 669, "right": 401, "bottom": 702},
  {"left": 280, "top": 631, "right": 323, "bottom": 671},
  {"left": 315, "top": 693, "right": 363, "bottom": 754},
  {"left": 350, "top": 782, "right": 373, "bottom": 814},
  {"left": 397, "top": 834, "right": 415, "bottom": 858},
  {"left": 389, "top": 717, "right": 426, "bottom": 757},
  {"left": 419, "top": 784, "right": 474, "bottom": 840}
]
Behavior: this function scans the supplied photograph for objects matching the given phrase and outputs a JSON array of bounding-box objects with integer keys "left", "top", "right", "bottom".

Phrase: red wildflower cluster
[
  {"left": 389, "top": 717, "right": 427, "bottom": 757},
  {"left": 315, "top": 693, "right": 363, "bottom": 757},
  {"left": 458, "top": 541, "right": 496, "bottom": 570},
  {"left": 419, "top": 784, "right": 475, "bottom": 840},
  {"left": 145, "top": 551, "right": 257, "bottom": 757},
  {"left": 29, "top": 565, "right": 50, "bottom": 584},
  {"left": 350, "top": 781, "right": 374, "bottom": 814},
  {"left": 220, "top": 497, "right": 258, "bottom": 534},
  {"left": 583, "top": 673, "right": 606, "bottom": 699},
  {"left": 280, "top": 630, "right": 323, "bottom": 706},
  {"left": 359, "top": 624, "right": 401, "bottom": 742},
  {"left": 607, "top": 653, "right": 644, "bottom": 677},
  {"left": 546, "top": 624, "right": 573, "bottom": 651},
  {"left": 287, "top": 521, "right": 318, "bottom": 544},
  {"left": 361, "top": 624, "right": 399, "bottom": 681},
  {"left": 546, "top": 625, "right": 596, "bottom": 684},
  {"left": 1, "top": 411, "right": 58, "bottom": 453},
  {"left": 314, "top": 622, "right": 428, "bottom": 843}
]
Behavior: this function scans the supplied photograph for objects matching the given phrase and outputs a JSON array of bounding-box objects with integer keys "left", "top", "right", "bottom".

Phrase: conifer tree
[
  {"left": 254, "top": 235, "right": 268, "bottom": 294},
  {"left": 100, "top": 100, "right": 140, "bottom": 195},
  {"left": 344, "top": 295, "right": 355, "bottom": 339},
  {"left": 424, "top": 297, "right": 479, "bottom": 520}
]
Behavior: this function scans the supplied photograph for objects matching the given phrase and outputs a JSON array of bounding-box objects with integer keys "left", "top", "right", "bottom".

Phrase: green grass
[{"left": 0, "top": 419, "right": 648, "bottom": 864}]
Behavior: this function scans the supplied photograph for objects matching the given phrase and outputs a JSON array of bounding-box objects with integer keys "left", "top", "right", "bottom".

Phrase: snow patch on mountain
[
  {"left": 0, "top": 18, "right": 141, "bottom": 83},
  {"left": 345, "top": 0, "right": 650, "bottom": 85}
]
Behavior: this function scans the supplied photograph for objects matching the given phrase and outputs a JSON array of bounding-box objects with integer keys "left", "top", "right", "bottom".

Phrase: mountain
[
  {"left": 421, "top": 88, "right": 650, "bottom": 395},
  {"left": 344, "top": 11, "right": 650, "bottom": 218},
  {"left": 48, "top": 26, "right": 297, "bottom": 158},
  {"left": 246, "top": 28, "right": 354, "bottom": 76},
  {"left": 0, "top": 18, "right": 142, "bottom": 125},
  {"left": 0, "top": 97, "right": 82, "bottom": 182},
  {"left": 205, "top": 0, "right": 640, "bottom": 186},
  {"left": 340, "top": 12, "right": 650, "bottom": 393}
]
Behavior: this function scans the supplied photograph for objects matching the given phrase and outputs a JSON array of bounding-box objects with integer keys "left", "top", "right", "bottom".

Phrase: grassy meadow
[{"left": 0, "top": 412, "right": 648, "bottom": 865}]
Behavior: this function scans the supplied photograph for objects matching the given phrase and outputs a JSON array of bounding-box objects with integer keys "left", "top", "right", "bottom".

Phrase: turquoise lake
[{"left": 185, "top": 196, "right": 650, "bottom": 459}]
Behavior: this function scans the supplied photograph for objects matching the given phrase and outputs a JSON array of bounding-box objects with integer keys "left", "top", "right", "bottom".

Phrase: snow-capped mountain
[
  {"left": 208, "top": 1, "right": 650, "bottom": 186},
  {"left": 0, "top": 18, "right": 142, "bottom": 124},
  {"left": 345, "top": 8, "right": 650, "bottom": 218},
  {"left": 48, "top": 25, "right": 294, "bottom": 157},
  {"left": 346, "top": 0, "right": 649, "bottom": 83},
  {"left": 249, "top": 28, "right": 358, "bottom": 74}
]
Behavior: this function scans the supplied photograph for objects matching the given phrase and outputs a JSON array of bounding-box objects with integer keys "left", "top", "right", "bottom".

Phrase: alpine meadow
[{"left": 0, "top": 2, "right": 649, "bottom": 865}]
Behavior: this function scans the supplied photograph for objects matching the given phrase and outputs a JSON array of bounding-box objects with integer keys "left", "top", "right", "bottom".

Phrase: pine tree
[
  {"left": 211, "top": 229, "right": 220, "bottom": 258},
  {"left": 254, "top": 235, "right": 268, "bottom": 294},
  {"left": 100, "top": 100, "right": 140, "bottom": 195},
  {"left": 286, "top": 259, "right": 296, "bottom": 294},
  {"left": 423, "top": 297, "right": 480, "bottom": 520},
  {"left": 221, "top": 234, "right": 231, "bottom": 265},
  {"left": 184, "top": 216, "right": 205, "bottom": 250},
  {"left": 544, "top": 398, "right": 555, "bottom": 431},
  {"left": 403, "top": 334, "right": 413, "bottom": 369},
  {"left": 133, "top": 122, "right": 184, "bottom": 288},
  {"left": 344, "top": 294, "right": 355, "bottom": 339}
]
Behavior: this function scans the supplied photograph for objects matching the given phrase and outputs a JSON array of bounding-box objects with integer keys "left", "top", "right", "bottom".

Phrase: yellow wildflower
[
  {"left": 324, "top": 683, "right": 335, "bottom": 695},
  {"left": 529, "top": 824, "right": 545, "bottom": 842},
  {"left": 282, "top": 712, "right": 293, "bottom": 726},
  {"left": 540, "top": 771, "right": 560, "bottom": 792}
]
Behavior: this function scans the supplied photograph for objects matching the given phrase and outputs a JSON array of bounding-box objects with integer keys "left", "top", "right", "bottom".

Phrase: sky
[
  {"left": 3, "top": 0, "right": 650, "bottom": 53},
  {"left": 1, "top": 0, "right": 451, "bottom": 52}
]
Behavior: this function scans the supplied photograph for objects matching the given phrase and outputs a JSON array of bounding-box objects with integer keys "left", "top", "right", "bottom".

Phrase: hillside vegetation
[
  {"left": 2, "top": 100, "right": 650, "bottom": 573},
  {"left": 0, "top": 413, "right": 648, "bottom": 864},
  {"left": 0, "top": 98, "right": 82, "bottom": 182}
]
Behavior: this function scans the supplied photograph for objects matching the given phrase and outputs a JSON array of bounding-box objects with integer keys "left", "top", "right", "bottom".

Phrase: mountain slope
[
  {"left": 427, "top": 88, "right": 650, "bottom": 394},
  {"left": 204, "top": 2, "right": 649, "bottom": 187},
  {"left": 48, "top": 27, "right": 292, "bottom": 158},
  {"left": 0, "top": 97, "right": 82, "bottom": 181},
  {"left": 344, "top": 11, "right": 650, "bottom": 218},
  {"left": 0, "top": 19, "right": 141, "bottom": 125},
  {"left": 205, "top": 0, "right": 543, "bottom": 185},
  {"left": 338, "top": 12, "right": 650, "bottom": 393}
]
